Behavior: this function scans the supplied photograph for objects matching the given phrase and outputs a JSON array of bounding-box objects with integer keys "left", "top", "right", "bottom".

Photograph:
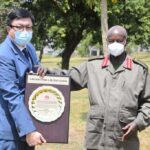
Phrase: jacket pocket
[
  {"left": 116, "top": 109, "right": 137, "bottom": 138},
  {"left": 87, "top": 106, "right": 104, "bottom": 133},
  {"left": 119, "top": 109, "right": 137, "bottom": 124}
]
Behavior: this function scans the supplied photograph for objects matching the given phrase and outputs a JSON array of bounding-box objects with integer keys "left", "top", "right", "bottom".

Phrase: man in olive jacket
[{"left": 49, "top": 25, "right": 150, "bottom": 150}]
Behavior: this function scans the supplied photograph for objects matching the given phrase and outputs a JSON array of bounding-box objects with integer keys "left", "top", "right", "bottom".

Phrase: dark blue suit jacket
[{"left": 0, "top": 36, "right": 40, "bottom": 140}]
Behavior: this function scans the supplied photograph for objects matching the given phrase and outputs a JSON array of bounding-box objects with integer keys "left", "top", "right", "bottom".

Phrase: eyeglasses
[{"left": 10, "top": 25, "right": 33, "bottom": 31}]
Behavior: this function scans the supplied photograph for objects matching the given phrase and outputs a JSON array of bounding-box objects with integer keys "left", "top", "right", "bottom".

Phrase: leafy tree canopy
[{"left": 0, "top": 0, "right": 149, "bottom": 68}]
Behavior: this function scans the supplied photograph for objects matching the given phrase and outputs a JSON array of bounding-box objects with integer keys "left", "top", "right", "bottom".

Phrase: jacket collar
[
  {"left": 101, "top": 54, "right": 133, "bottom": 70},
  {"left": 5, "top": 36, "right": 19, "bottom": 55},
  {"left": 5, "top": 36, "right": 33, "bottom": 69}
]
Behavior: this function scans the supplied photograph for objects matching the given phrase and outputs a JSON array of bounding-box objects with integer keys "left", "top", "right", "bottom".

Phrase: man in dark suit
[{"left": 0, "top": 8, "right": 47, "bottom": 150}]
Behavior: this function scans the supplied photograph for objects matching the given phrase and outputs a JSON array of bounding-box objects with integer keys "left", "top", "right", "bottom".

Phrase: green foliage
[
  {"left": 48, "top": 25, "right": 66, "bottom": 49},
  {"left": 85, "top": 0, "right": 101, "bottom": 14},
  {"left": 0, "top": 0, "right": 20, "bottom": 42},
  {"left": 20, "top": 0, "right": 101, "bottom": 67},
  {"left": 77, "top": 33, "right": 93, "bottom": 56},
  {"left": 0, "top": 0, "right": 149, "bottom": 56},
  {"left": 77, "top": 30, "right": 102, "bottom": 56},
  {"left": 108, "top": 0, "right": 150, "bottom": 46}
]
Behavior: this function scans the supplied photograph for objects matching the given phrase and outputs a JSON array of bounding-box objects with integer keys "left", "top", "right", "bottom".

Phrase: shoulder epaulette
[
  {"left": 88, "top": 55, "right": 104, "bottom": 61},
  {"left": 133, "top": 59, "right": 148, "bottom": 70}
]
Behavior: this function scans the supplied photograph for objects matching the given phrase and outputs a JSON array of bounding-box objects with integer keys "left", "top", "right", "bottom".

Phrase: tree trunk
[
  {"left": 39, "top": 47, "right": 43, "bottom": 61},
  {"left": 61, "top": 49, "right": 72, "bottom": 69},
  {"left": 61, "top": 28, "right": 83, "bottom": 69},
  {"left": 101, "top": 0, "right": 108, "bottom": 55},
  {"left": 39, "top": 41, "right": 44, "bottom": 61}
]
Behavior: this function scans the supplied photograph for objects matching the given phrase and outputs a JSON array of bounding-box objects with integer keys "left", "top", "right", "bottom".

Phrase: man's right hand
[{"left": 26, "top": 131, "right": 46, "bottom": 147}]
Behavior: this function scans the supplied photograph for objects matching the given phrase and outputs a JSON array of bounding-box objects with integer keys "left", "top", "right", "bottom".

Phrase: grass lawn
[{"left": 36, "top": 52, "right": 150, "bottom": 150}]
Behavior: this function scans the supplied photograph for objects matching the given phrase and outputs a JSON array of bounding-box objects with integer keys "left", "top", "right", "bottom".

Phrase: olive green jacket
[{"left": 49, "top": 54, "right": 150, "bottom": 150}]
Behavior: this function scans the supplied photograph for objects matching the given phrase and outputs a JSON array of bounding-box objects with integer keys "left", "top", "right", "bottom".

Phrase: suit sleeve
[
  {"left": 134, "top": 70, "right": 150, "bottom": 131},
  {"left": 0, "top": 56, "right": 36, "bottom": 137},
  {"left": 48, "top": 62, "right": 88, "bottom": 91}
]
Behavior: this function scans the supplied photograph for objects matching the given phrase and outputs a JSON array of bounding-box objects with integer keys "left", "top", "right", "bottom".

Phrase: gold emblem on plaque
[{"left": 28, "top": 86, "right": 65, "bottom": 122}]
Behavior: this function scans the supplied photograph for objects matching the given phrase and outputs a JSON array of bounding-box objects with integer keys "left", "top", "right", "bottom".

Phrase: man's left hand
[{"left": 122, "top": 121, "right": 138, "bottom": 140}]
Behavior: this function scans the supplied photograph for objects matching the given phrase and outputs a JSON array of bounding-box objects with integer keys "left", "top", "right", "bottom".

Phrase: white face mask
[{"left": 108, "top": 42, "right": 124, "bottom": 57}]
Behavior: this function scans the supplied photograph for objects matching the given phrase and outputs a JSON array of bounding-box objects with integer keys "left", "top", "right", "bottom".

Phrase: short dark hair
[{"left": 7, "top": 8, "right": 35, "bottom": 26}]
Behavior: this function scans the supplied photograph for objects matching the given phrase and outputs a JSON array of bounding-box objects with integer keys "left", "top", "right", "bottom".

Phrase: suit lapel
[{"left": 6, "top": 36, "right": 32, "bottom": 69}]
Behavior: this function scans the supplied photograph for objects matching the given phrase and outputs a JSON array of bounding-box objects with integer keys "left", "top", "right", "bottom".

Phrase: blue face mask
[{"left": 14, "top": 31, "right": 32, "bottom": 46}]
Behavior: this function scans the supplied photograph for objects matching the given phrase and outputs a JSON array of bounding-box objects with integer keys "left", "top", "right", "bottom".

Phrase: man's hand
[
  {"left": 33, "top": 65, "right": 48, "bottom": 77},
  {"left": 121, "top": 121, "right": 138, "bottom": 141},
  {"left": 26, "top": 131, "right": 46, "bottom": 147}
]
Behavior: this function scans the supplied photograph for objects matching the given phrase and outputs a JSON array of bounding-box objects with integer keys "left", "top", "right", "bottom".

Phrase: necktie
[
  {"left": 22, "top": 48, "right": 30, "bottom": 61},
  {"left": 22, "top": 48, "right": 33, "bottom": 68}
]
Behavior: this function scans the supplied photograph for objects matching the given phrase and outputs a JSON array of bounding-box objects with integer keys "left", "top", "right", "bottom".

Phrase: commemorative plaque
[{"left": 25, "top": 74, "right": 70, "bottom": 143}]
